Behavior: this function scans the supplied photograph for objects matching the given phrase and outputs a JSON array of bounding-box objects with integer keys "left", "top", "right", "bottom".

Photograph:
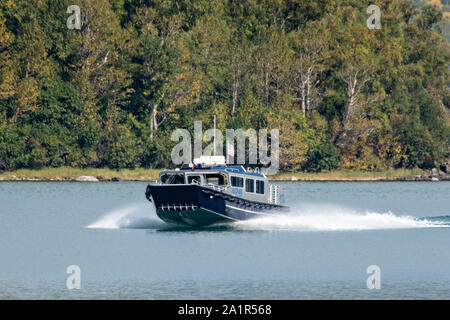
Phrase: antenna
[{"left": 213, "top": 115, "right": 216, "bottom": 156}]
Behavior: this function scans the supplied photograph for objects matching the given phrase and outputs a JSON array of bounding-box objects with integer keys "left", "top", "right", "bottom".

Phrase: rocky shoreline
[
  {"left": 1, "top": 163, "right": 449, "bottom": 182},
  {"left": 395, "top": 168, "right": 450, "bottom": 182},
  {"left": 1, "top": 172, "right": 450, "bottom": 182},
  {"left": 0, "top": 175, "right": 120, "bottom": 182},
  {"left": 0, "top": 175, "right": 130, "bottom": 182},
  {"left": 273, "top": 174, "right": 450, "bottom": 182}
]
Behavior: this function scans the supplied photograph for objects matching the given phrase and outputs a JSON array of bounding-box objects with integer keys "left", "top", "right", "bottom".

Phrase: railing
[
  {"left": 204, "top": 184, "right": 230, "bottom": 192},
  {"left": 269, "top": 185, "right": 280, "bottom": 204},
  {"left": 190, "top": 179, "right": 230, "bottom": 192}
]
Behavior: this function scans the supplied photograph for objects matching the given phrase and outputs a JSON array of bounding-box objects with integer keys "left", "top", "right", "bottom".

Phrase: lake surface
[{"left": 0, "top": 181, "right": 449, "bottom": 299}]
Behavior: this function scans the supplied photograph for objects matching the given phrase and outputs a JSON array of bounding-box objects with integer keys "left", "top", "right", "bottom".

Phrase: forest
[{"left": 0, "top": 0, "right": 449, "bottom": 173}]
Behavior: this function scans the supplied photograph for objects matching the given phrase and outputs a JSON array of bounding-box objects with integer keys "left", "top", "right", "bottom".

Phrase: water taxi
[{"left": 145, "top": 156, "right": 288, "bottom": 226}]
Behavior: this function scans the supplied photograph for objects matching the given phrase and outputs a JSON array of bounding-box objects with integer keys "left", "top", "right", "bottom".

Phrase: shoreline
[{"left": 0, "top": 167, "right": 449, "bottom": 182}]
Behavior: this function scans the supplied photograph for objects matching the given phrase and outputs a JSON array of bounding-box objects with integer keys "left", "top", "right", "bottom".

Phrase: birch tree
[
  {"left": 289, "top": 23, "right": 328, "bottom": 118},
  {"left": 70, "top": 0, "right": 130, "bottom": 120},
  {"left": 336, "top": 60, "right": 382, "bottom": 148}
]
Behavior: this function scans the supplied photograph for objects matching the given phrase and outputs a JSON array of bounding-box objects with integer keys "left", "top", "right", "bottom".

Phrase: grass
[
  {"left": 0, "top": 167, "right": 431, "bottom": 181},
  {"left": 271, "top": 168, "right": 429, "bottom": 181},
  {"left": 0, "top": 167, "right": 161, "bottom": 181}
]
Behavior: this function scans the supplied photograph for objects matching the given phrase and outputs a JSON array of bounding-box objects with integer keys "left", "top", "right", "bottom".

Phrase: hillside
[{"left": 0, "top": 0, "right": 449, "bottom": 173}]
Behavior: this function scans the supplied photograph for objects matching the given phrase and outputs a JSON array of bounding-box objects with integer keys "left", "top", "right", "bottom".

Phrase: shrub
[{"left": 304, "top": 142, "right": 341, "bottom": 172}]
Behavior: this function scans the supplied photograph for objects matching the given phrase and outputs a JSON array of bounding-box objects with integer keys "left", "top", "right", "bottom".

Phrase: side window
[
  {"left": 187, "top": 175, "right": 201, "bottom": 184},
  {"left": 231, "top": 176, "right": 243, "bottom": 187},
  {"left": 205, "top": 174, "right": 227, "bottom": 185},
  {"left": 245, "top": 179, "right": 254, "bottom": 193},
  {"left": 256, "top": 180, "right": 264, "bottom": 194}
]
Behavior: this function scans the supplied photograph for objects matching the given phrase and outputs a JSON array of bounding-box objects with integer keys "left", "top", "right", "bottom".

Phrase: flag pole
[{"left": 213, "top": 115, "right": 216, "bottom": 156}]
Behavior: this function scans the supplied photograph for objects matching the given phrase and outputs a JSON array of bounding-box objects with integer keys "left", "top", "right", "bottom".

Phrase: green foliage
[
  {"left": 398, "top": 119, "right": 442, "bottom": 169},
  {"left": 0, "top": 0, "right": 448, "bottom": 172},
  {"left": 0, "top": 124, "right": 30, "bottom": 170},
  {"left": 304, "top": 143, "right": 341, "bottom": 172}
]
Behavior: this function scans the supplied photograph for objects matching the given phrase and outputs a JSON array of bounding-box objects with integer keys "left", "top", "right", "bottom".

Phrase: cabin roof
[{"left": 166, "top": 165, "right": 266, "bottom": 178}]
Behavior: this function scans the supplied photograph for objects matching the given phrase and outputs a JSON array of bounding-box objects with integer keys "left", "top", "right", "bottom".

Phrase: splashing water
[
  {"left": 86, "top": 202, "right": 165, "bottom": 229},
  {"left": 233, "top": 204, "right": 450, "bottom": 232},
  {"left": 87, "top": 202, "right": 449, "bottom": 232}
]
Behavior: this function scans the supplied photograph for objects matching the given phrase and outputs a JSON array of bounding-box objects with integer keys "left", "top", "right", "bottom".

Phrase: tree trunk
[
  {"left": 300, "top": 83, "right": 306, "bottom": 117},
  {"left": 232, "top": 75, "right": 239, "bottom": 114},
  {"left": 265, "top": 71, "right": 269, "bottom": 105},
  {"left": 306, "top": 74, "right": 311, "bottom": 117},
  {"left": 150, "top": 104, "right": 158, "bottom": 139}
]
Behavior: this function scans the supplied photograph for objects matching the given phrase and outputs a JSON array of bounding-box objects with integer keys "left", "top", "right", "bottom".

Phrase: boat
[{"left": 145, "top": 155, "right": 289, "bottom": 226}]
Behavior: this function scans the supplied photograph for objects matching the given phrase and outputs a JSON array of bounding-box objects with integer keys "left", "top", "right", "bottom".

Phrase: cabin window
[
  {"left": 245, "top": 178, "right": 255, "bottom": 193},
  {"left": 187, "top": 175, "right": 201, "bottom": 184},
  {"left": 231, "top": 176, "right": 244, "bottom": 187},
  {"left": 256, "top": 180, "right": 264, "bottom": 194},
  {"left": 161, "top": 173, "right": 185, "bottom": 184},
  {"left": 204, "top": 173, "right": 227, "bottom": 186}
]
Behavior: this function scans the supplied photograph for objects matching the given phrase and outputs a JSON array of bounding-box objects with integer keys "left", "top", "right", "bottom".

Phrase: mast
[{"left": 213, "top": 115, "right": 216, "bottom": 156}]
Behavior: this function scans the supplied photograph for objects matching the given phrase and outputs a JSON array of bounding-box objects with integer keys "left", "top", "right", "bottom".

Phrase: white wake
[
  {"left": 233, "top": 204, "right": 447, "bottom": 232},
  {"left": 86, "top": 202, "right": 448, "bottom": 232},
  {"left": 86, "top": 202, "right": 164, "bottom": 229}
]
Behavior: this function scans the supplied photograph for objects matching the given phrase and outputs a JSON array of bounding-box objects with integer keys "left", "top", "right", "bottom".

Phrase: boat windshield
[{"left": 160, "top": 173, "right": 185, "bottom": 185}]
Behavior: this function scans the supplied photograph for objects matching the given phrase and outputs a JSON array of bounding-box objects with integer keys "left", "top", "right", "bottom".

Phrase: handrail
[
  {"left": 190, "top": 179, "right": 229, "bottom": 192},
  {"left": 203, "top": 183, "right": 230, "bottom": 192}
]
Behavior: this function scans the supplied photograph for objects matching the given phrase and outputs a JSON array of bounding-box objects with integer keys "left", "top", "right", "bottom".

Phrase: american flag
[{"left": 227, "top": 142, "right": 235, "bottom": 158}]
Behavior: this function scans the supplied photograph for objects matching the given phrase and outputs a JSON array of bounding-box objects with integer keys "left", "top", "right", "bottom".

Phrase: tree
[
  {"left": 0, "top": 0, "right": 54, "bottom": 122},
  {"left": 289, "top": 21, "right": 329, "bottom": 117},
  {"left": 0, "top": 0, "right": 448, "bottom": 171},
  {"left": 68, "top": 0, "right": 131, "bottom": 120},
  {"left": 0, "top": 13, "right": 15, "bottom": 100},
  {"left": 267, "top": 105, "right": 309, "bottom": 171},
  {"left": 305, "top": 142, "right": 341, "bottom": 171},
  {"left": 252, "top": 27, "right": 291, "bottom": 106}
]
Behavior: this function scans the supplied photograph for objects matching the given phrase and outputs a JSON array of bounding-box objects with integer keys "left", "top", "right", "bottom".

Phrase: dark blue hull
[{"left": 145, "top": 184, "right": 288, "bottom": 226}]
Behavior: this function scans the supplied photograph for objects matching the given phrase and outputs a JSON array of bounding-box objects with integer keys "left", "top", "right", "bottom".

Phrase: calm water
[{"left": 0, "top": 181, "right": 449, "bottom": 299}]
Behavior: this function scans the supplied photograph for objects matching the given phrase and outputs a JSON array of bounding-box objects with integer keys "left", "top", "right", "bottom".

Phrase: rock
[
  {"left": 111, "top": 177, "right": 122, "bottom": 182},
  {"left": 75, "top": 175, "right": 99, "bottom": 182},
  {"left": 397, "top": 176, "right": 414, "bottom": 181},
  {"left": 428, "top": 168, "right": 439, "bottom": 179},
  {"left": 415, "top": 175, "right": 431, "bottom": 181},
  {"left": 440, "top": 162, "right": 450, "bottom": 174},
  {"left": 290, "top": 176, "right": 298, "bottom": 181},
  {"left": 431, "top": 177, "right": 439, "bottom": 182}
]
